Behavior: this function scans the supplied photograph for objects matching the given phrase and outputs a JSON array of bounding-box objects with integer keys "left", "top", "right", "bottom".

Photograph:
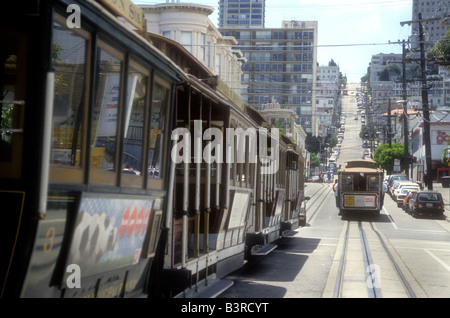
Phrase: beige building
[
  {"left": 259, "top": 101, "right": 307, "bottom": 153},
  {"left": 140, "top": 3, "right": 244, "bottom": 96}
]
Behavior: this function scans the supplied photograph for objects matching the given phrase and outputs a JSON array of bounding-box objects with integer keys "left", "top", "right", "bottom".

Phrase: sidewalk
[{"left": 431, "top": 182, "right": 450, "bottom": 210}]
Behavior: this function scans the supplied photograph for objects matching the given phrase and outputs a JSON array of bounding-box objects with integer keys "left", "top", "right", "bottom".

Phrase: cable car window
[
  {"left": 367, "top": 176, "right": 379, "bottom": 191},
  {"left": 148, "top": 78, "right": 169, "bottom": 180},
  {"left": 50, "top": 19, "right": 88, "bottom": 169},
  {"left": 341, "top": 175, "right": 353, "bottom": 190},
  {"left": 121, "top": 61, "right": 149, "bottom": 187},
  {"left": 0, "top": 49, "right": 17, "bottom": 163},
  {"left": 0, "top": 34, "right": 26, "bottom": 179},
  {"left": 90, "top": 43, "right": 123, "bottom": 184}
]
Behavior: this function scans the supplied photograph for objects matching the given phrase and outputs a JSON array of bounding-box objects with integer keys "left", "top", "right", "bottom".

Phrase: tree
[
  {"left": 305, "top": 134, "right": 321, "bottom": 154},
  {"left": 361, "top": 73, "right": 369, "bottom": 83},
  {"left": 272, "top": 119, "right": 286, "bottom": 135},
  {"left": 305, "top": 133, "right": 337, "bottom": 155},
  {"left": 359, "top": 125, "right": 369, "bottom": 140},
  {"left": 328, "top": 59, "right": 337, "bottom": 67},
  {"left": 428, "top": 29, "right": 450, "bottom": 65},
  {"left": 373, "top": 143, "right": 406, "bottom": 171},
  {"left": 309, "top": 153, "right": 320, "bottom": 168},
  {"left": 442, "top": 141, "right": 450, "bottom": 166},
  {"left": 380, "top": 64, "right": 401, "bottom": 81}
]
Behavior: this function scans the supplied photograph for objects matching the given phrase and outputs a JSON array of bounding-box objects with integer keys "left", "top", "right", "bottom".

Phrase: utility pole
[
  {"left": 402, "top": 40, "right": 409, "bottom": 177},
  {"left": 401, "top": 12, "right": 433, "bottom": 190},
  {"left": 418, "top": 13, "right": 433, "bottom": 190},
  {"left": 387, "top": 98, "right": 392, "bottom": 148}
]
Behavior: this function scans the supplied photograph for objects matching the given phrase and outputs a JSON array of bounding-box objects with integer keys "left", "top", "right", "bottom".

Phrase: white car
[
  {"left": 390, "top": 180, "right": 411, "bottom": 196},
  {"left": 393, "top": 184, "right": 420, "bottom": 202}
]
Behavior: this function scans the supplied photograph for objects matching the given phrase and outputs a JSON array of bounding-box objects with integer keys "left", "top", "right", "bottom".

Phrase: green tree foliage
[
  {"left": 442, "top": 141, "right": 450, "bottom": 166},
  {"left": 373, "top": 143, "right": 405, "bottom": 171},
  {"left": 361, "top": 73, "right": 369, "bottom": 83},
  {"left": 428, "top": 29, "right": 450, "bottom": 65},
  {"left": 305, "top": 133, "right": 337, "bottom": 155},
  {"left": 359, "top": 125, "right": 369, "bottom": 139},
  {"left": 272, "top": 119, "right": 286, "bottom": 135},
  {"left": 379, "top": 64, "right": 401, "bottom": 81},
  {"left": 309, "top": 153, "right": 320, "bottom": 168}
]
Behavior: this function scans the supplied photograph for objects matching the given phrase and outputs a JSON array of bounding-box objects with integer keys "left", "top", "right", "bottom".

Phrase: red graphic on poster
[
  {"left": 142, "top": 206, "right": 151, "bottom": 236},
  {"left": 127, "top": 207, "right": 137, "bottom": 237},
  {"left": 135, "top": 207, "right": 144, "bottom": 236},
  {"left": 120, "top": 207, "right": 130, "bottom": 238},
  {"left": 133, "top": 248, "right": 141, "bottom": 264}
]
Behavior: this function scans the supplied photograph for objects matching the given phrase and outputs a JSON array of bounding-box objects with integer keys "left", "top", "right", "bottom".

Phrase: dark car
[{"left": 408, "top": 191, "right": 445, "bottom": 218}]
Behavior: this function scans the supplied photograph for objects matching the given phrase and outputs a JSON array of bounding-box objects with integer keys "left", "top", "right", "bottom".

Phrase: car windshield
[
  {"left": 399, "top": 185, "right": 418, "bottom": 190},
  {"left": 392, "top": 175, "right": 407, "bottom": 181},
  {"left": 418, "top": 193, "right": 441, "bottom": 201}
]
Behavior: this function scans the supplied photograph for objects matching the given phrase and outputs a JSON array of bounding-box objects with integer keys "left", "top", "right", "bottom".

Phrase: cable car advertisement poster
[{"left": 64, "top": 194, "right": 153, "bottom": 280}]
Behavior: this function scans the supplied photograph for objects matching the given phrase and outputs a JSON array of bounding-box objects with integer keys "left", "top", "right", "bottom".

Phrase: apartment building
[
  {"left": 220, "top": 21, "right": 319, "bottom": 135},
  {"left": 218, "top": 0, "right": 265, "bottom": 28},
  {"left": 316, "top": 64, "right": 341, "bottom": 134}
]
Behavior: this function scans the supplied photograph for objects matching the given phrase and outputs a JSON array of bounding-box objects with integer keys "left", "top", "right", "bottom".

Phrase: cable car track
[
  {"left": 333, "top": 220, "right": 417, "bottom": 298},
  {"left": 305, "top": 184, "right": 333, "bottom": 223}
]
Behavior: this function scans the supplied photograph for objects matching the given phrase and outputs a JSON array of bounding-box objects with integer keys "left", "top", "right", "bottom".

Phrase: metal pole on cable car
[
  {"left": 204, "top": 102, "right": 211, "bottom": 254},
  {"left": 194, "top": 103, "right": 202, "bottom": 258},
  {"left": 181, "top": 88, "right": 191, "bottom": 268}
]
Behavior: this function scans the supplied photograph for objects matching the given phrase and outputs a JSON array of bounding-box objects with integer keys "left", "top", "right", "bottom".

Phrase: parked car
[
  {"left": 408, "top": 191, "right": 445, "bottom": 218},
  {"left": 395, "top": 187, "right": 419, "bottom": 207},
  {"left": 307, "top": 176, "right": 321, "bottom": 183},
  {"left": 390, "top": 180, "right": 412, "bottom": 197},
  {"left": 387, "top": 174, "right": 408, "bottom": 190},
  {"left": 402, "top": 190, "right": 417, "bottom": 212},
  {"left": 393, "top": 183, "right": 420, "bottom": 203}
]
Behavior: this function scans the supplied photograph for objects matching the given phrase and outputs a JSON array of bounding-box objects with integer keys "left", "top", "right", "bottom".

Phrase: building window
[
  {"left": 215, "top": 54, "right": 221, "bottom": 76},
  {"left": 181, "top": 31, "right": 192, "bottom": 53},
  {"left": 200, "top": 33, "right": 206, "bottom": 61},
  {"left": 206, "top": 41, "right": 211, "bottom": 68},
  {"left": 255, "top": 31, "right": 271, "bottom": 39}
]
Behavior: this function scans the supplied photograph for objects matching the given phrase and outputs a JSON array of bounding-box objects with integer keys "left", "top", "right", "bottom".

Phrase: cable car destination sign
[{"left": 98, "top": 0, "right": 144, "bottom": 31}]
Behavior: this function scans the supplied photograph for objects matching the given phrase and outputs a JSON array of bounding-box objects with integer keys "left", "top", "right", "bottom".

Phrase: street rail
[
  {"left": 305, "top": 184, "right": 333, "bottom": 223},
  {"left": 334, "top": 220, "right": 416, "bottom": 298}
]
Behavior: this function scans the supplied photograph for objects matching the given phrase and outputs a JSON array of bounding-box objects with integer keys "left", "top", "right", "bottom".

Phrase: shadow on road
[{"left": 219, "top": 236, "right": 321, "bottom": 298}]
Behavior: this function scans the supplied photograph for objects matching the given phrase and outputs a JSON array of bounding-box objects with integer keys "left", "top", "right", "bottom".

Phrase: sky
[{"left": 134, "top": 0, "right": 414, "bottom": 83}]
